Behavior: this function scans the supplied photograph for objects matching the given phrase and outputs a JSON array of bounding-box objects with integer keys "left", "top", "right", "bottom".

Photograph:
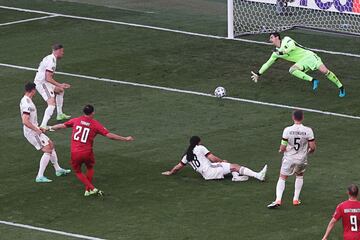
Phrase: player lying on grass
[
  {"left": 251, "top": 32, "right": 346, "bottom": 97},
  {"left": 49, "top": 105, "right": 134, "bottom": 196},
  {"left": 162, "top": 136, "right": 267, "bottom": 182}
]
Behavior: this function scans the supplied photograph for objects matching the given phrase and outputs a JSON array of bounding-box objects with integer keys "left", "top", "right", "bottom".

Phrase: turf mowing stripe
[
  {"left": 0, "top": 15, "right": 58, "bottom": 26},
  {"left": 1, "top": 62, "right": 360, "bottom": 120},
  {"left": 0, "top": 5, "right": 359, "bottom": 59},
  {"left": 0, "top": 220, "right": 106, "bottom": 240}
]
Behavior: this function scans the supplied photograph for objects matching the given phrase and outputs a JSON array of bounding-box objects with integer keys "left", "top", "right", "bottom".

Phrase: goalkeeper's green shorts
[{"left": 295, "top": 54, "right": 323, "bottom": 72}]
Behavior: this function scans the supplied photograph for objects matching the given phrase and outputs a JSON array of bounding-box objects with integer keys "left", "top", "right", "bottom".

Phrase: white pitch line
[
  {"left": 103, "top": 5, "right": 155, "bottom": 14},
  {"left": 1, "top": 62, "right": 360, "bottom": 120},
  {"left": 0, "top": 15, "right": 58, "bottom": 26},
  {"left": 0, "top": 5, "right": 359, "bottom": 58},
  {"left": 0, "top": 220, "right": 106, "bottom": 240}
]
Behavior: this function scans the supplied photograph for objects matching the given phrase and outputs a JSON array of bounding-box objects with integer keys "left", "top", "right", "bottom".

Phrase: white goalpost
[
  {"left": 228, "top": 0, "right": 235, "bottom": 39},
  {"left": 228, "top": 0, "right": 360, "bottom": 37}
]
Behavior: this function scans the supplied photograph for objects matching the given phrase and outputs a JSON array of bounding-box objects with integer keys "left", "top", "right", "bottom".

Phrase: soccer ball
[{"left": 214, "top": 86, "right": 226, "bottom": 98}]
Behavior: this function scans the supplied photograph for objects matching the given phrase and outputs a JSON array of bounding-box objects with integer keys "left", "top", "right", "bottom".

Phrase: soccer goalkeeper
[{"left": 251, "top": 32, "right": 346, "bottom": 97}]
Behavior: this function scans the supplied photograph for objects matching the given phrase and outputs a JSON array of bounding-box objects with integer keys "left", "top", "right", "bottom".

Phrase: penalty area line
[
  {"left": 0, "top": 220, "right": 106, "bottom": 240},
  {"left": 0, "top": 15, "right": 58, "bottom": 27},
  {"left": 1, "top": 62, "right": 360, "bottom": 120}
]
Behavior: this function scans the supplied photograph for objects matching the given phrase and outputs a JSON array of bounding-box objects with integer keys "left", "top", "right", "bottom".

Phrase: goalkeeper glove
[{"left": 251, "top": 71, "right": 261, "bottom": 83}]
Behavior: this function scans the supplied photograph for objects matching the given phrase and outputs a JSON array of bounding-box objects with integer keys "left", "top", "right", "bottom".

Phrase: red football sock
[
  {"left": 86, "top": 168, "right": 94, "bottom": 183},
  {"left": 76, "top": 172, "right": 94, "bottom": 191}
]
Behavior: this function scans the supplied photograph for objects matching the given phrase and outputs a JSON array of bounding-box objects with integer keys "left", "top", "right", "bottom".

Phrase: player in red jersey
[
  {"left": 49, "top": 105, "right": 134, "bottom": 196},
  {"left": 322, "top": 184, "right": 360, "bottom": 240}
]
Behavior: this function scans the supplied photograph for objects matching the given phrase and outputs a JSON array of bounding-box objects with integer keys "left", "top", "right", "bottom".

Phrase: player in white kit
[
  {"left": 162, "top": 136, "right": 267, "bottom": 182},
  {"left": 267, "top": 110, "right": 316, "bottom": 209},
  {"left": 34, "top": 44, "right": 71, "bottom": 128},
  {"left": 20, "top": 83, "right": 71, "bottom": 182}
]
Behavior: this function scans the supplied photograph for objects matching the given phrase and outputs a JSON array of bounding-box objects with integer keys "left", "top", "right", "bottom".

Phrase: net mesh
[{"left": 233, "top": 0, "right": 360, "bottom": 36}]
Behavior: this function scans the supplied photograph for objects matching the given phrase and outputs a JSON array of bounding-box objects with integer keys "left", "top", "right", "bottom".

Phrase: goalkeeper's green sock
[
  {"left": 325, "top": 71, "right": 343, "bottom": 88},
  {"left": 291, "top": 69, "right": 313, "bottom": 82}
]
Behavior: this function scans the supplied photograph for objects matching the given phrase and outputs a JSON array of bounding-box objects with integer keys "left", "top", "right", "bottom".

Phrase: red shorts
[{"left": 71, "top": 151, "right": 95, "bottom": 173}]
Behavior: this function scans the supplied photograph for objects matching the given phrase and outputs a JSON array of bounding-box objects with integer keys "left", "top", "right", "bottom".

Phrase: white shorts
[
  {"left": 201, "top": 162, "right": 231, "bottom": 180},
  {"left": 35, "top": 81, "right": 55, "bottom": 101},
  {"left": 25, "top": 132, "right": 50, "bottom": 150},
  {"left": 280, "top": 157, "right": 307, "bottom": 176}
]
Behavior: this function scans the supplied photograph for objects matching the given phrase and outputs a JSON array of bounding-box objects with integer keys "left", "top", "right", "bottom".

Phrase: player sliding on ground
[
  {"left": 162, "top": 136, "right": 267, "bottom": 182},
  {"left": 251, "top": 32, "right": 346, "bottom": 97}
]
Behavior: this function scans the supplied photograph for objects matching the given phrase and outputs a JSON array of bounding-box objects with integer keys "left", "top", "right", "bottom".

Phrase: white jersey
[
  {"left": 181, "top": 145, "right": 212, "bottom": 174},
  {"left": 282, "top": 123, "right": 314, "bottom": 161},
  {"left": 19, "top": 95, "right": 38, "bottom": 135},
  {"left": 34, "top": 54, "right": 56, "bottom": 84}
]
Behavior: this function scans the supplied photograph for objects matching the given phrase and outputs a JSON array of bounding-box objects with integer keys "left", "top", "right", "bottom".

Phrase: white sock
[
  {"left": 41, "top": 105, "right": 55, "bottom": 126},
  {"left": 50, "top": 150, "right": 61, "bottom": 171},
  {"left": 239, "top": 166, "right": 258, "bottom": 179},
  {"left": 276, "top": 178, "right": 286, "bottom": 202},
  {"left": 231, "top": 172, "right": 240, "bottom": 178},
  {"left": 293, "top": 176, "right": 304, "bottom": 201},
  {"left": 37, "top": 153, "right": 51, "bottom": 178},
  {"left": 56, "top": 92, "right": 64, "bottom": 116}
]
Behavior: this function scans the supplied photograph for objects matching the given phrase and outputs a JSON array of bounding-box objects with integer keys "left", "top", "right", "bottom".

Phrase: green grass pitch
[{"left": 0, "top": 0, "right": 359, "bottom": 239}]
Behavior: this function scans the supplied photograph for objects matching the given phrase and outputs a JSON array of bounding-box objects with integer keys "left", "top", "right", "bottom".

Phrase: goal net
[{"left": 227, "top": 0, "right": 360, "bottom": 37}]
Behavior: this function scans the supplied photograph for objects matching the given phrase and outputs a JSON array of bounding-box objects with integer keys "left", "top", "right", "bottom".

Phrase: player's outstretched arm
[
  {"left": 251, "top": 53, "right": 278, "bottom": 82},
  {"left": 322, "top": 217, "right": 337, "bottom": 240},
  {"left": 106, "top": 133, "right": 134, "bottom": 142},
  {"left": 49, "top": 123, "right": 67, "bottom": 131},
  {"left": 162, "top": 162, "right": 185, "bottom": 176}
]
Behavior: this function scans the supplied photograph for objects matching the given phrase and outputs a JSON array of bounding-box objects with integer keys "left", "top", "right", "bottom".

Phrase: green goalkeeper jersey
[{"left": 259, "top": 36, "right": 315, "bottom": 75}]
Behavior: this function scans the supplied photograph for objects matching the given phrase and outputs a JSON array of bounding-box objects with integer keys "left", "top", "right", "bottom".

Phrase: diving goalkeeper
[{"left": 251, "top": 32, "right": 345, "bottom": 97}]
